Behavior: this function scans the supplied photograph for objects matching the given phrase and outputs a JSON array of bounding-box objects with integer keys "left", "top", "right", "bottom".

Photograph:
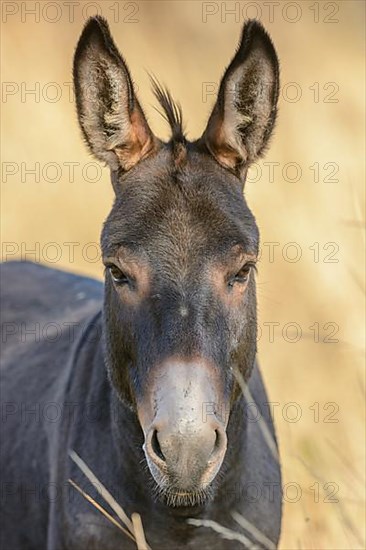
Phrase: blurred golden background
[{"left": 1, "top": 1, "right": 365, "bottom": 548}]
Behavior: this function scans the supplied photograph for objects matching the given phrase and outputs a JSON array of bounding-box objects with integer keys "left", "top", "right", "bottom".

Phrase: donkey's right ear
[
  {"left": 201, "top": 20, "right": 279, "bottom": 180},
  {"left": 73, "top": 16, "right": 159, "bottom": 172}
]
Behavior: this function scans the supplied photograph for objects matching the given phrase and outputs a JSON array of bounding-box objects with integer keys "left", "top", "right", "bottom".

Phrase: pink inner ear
[
  {"left": 204, "top": 111, "right": 246, "bottom": 173},
  {"left": 115, "top": 107, "right": 160, "bottom": 171},
  {"left": 130, "top": 109, "right": 152, "bottom": 148}
]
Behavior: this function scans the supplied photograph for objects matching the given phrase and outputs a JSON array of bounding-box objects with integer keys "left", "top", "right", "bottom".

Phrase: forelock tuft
[{"left": 150, "top": 76, "right": 185, "bottom": 143}]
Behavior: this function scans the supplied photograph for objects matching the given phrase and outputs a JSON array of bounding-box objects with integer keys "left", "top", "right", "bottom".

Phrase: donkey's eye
[
  {"left": 108, "top": 265, "right": 129, "bottom": 285},
  {"left": 229, "top": 263, "right": 256, "bottom": 287}
]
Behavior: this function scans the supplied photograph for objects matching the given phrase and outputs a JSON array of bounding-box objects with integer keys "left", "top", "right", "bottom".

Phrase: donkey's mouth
[
  {"left": 155, "top": 483, "right": 215, "bottom": 508},
  {"left": 145, "top": 452, "right": 218, "bottom": 508}
]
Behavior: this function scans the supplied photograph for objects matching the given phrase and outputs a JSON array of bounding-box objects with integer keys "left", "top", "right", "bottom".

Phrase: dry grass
[
  {"left": 69, "top": 451, "right": 151, "bottom": 550},
  {"left": 1, "top": 1, "right": 365, "bottom": 548}
]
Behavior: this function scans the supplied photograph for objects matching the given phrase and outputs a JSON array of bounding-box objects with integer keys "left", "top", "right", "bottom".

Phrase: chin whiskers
[{"left": 150, "top": 478, "right": 215, "bottom": 508}]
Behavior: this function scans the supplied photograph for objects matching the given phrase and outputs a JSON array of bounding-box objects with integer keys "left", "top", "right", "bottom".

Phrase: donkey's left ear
[
  {"left": 73, "top": 16, "right": 159, "bottom": 173},
  {"left": 201, "top": 20, "right": 279, "bottom": 179}
]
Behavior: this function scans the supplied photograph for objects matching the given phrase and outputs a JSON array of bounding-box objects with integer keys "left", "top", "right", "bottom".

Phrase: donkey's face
[{"left": 74, "top": 17, "right": 279, "bottom": 506}]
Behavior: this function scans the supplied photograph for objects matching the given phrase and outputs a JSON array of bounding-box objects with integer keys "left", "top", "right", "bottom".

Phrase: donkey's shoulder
[{"left": 0, "top": 261, "right": 103, "bottom": 326}]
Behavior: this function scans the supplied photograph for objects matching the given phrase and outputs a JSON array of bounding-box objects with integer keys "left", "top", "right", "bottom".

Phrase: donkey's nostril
[
  {"left": 151, "top": 429, "right": 165, "bottom": 462},
  {"left": 210, "top": 427, "right": 225, "bottom": 459}
]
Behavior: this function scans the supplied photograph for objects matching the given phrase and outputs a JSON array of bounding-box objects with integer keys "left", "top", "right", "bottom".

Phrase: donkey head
[{"left": 74, "top": 16, "right": 279, "bottom": 506}]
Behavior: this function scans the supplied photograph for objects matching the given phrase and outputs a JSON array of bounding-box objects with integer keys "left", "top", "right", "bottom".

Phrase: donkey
[{"left": 0, "top": 16, "right": 281, "bottom": 549}]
